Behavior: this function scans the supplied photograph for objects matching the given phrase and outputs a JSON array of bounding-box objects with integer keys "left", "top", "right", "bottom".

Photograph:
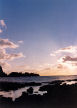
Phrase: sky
[{"left": 0, "top": 0, "right": 77, "bottom": 75}]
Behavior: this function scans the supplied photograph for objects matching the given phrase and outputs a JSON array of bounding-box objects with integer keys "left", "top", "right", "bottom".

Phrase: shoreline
[{"left": 0, "top": 79, "right": 77, "bottom": 108}]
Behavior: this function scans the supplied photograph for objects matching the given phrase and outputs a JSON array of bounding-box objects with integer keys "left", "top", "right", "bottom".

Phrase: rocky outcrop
[{"left": 0, "top": 66, "right": 6, "bottom": 77}]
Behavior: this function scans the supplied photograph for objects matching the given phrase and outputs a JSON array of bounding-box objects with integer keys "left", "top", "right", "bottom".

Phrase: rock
[
  {"left": 27, "top": 87, "right": 33, "bottom": 94},
  {"left": 0, "top": 66, "right": 6, "bottom": 77}
]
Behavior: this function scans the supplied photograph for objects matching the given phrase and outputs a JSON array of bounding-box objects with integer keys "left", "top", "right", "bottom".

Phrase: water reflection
[
  {"left": 0, "top": 86, "right": 47, "bottom": 101},
  {"left": 61, "top": 81, "right": 77, "bottom": 85}
]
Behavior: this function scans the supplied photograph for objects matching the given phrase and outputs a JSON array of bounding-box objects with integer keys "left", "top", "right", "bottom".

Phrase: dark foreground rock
[{"left": 27, "top": 87, "right": 33, "bottom": 94}]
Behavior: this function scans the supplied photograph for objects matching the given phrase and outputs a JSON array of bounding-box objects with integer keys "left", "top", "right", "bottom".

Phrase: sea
[{"left": 0, "top": 75, "right": 77, "bottom": 83}]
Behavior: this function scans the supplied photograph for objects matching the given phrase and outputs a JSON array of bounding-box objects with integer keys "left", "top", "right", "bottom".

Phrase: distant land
[{"left": 0, "top": 66, "right": 39, "bottom": 77}]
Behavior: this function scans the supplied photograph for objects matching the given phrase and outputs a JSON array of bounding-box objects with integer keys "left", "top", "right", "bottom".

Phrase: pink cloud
[
  {"left": 50, "top": 46, "right": 77, "bottom": 56},
  {"left": 0, "top": 49, "right": 24, "bottom": 60},
  {"left": 0, "top": 38, "right": 19, "bottom": 49}
]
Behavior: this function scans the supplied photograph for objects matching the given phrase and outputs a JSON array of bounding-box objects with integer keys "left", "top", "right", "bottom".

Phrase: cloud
[
  {"left": 18, "top": 40, "right": 23, "bottom": 44},
  {"left": 0, "top": 43, "right": 24, "bottom": 73},
  {"left": 0, "top": 61, "right": 11, "bottom": 73},
  {"left": 0, "top": 38, "right": 24, "bottom": 69},
  {"left": 0, "top": 38, "right": 19, "bottom": 49},
  {"left": 0, "top": 49, "right": 24, "bottom": 61},
  {"left": 1, "top": 61, "right": 16, "bottom": 74},
  {"left": 57, "top": 64, "right": 63, "bottom": 69},
  {"left": 50, "top": 46, "right": 77, "bottom": 56},
  {"left": 0, "top": 20, "right": 7, "bottom": 33},
  {"left": 61, "top": 56, "right": 77, "bottom": 62},
  {"left": 50, "top": 45, "right": 77, "bottom": 74},
  {"left": 0, "top": 51, "right": 25, "bottom": 73},
  {"left": 0, "top": 62, "right": 11, "bottom": 69},
  {"left": 0, "top": 20, "right": 25, "bottom": 73},
  {"left": 6, "top": 52, "right": 25, "bottom": 60},
  {"left": 0, "top": 29, "right": 3, "bottom": 33},
  {"left": 57, "top": 46, "right": 77, "bottom": 53},
  {"left": 0, "top": 20, "right": 6, "bottom": 28},
  {"left": 57, "top": 55, "right": 77, "bottom": 70},
  {"left": 37, "top": 45, "right": 77, "bottom": 75}
]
